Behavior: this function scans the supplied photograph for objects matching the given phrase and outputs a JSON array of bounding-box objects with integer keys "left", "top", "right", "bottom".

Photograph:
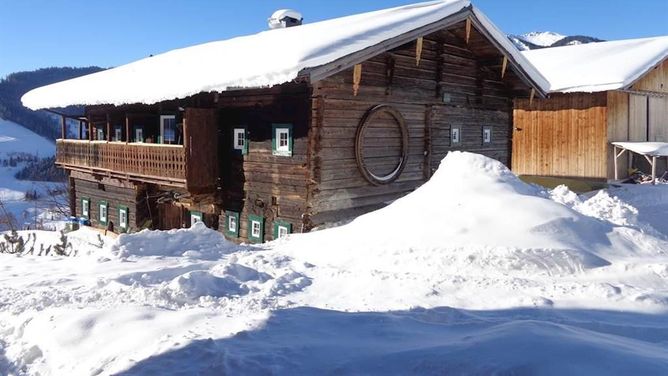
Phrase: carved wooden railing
[{"left": 56, "top": 140, "right": 187, "bottom": 187}]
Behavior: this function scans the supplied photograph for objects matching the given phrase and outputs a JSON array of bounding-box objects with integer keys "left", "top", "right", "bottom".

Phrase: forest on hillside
[{"left": 0, "top": 67, "right": 104, "bottom": 140}]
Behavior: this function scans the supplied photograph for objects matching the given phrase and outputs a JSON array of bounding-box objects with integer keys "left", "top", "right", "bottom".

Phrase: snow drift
[{"left": 2, "top": 152, "right": 668, "bottom": 375}]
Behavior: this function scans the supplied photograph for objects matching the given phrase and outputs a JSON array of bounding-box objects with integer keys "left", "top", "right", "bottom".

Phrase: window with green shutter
[
  {"left": 99, "top": 200, "right": 108, "bottom": 225},
  {"left": 81, "top": 197, "right": 90, "bottom": 219},
  {"left": 232, "top": 127, "right": 248, "bottom": 155},
  {"left": 273, "top": 220, "right": 292, "bottom": 240},
  {"left": 190, "top": 211, "right": 203, "bottom": 227},
  {"left": 272, "top": 124, "right": 293, "bottom": 157},
  {"left": 225, "top": 211, "right": 240, "bottom": 237},
  {"left": 248, "top": 214, "right": 264, "bottom": 243},
  {"left": 118, "top": 206, "right": 129, "bottom": 231}
]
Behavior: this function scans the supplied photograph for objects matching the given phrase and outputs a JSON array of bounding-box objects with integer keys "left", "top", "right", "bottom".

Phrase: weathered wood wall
[
  {"left": 512, "top": 92, "right": 608, "bottom": 179},
  {"left": 310, "top": 24, "right": 524, "bottom": 224},
  {"left": 216, "top": 84, "right": 311, "bottom": 241},
  {"left": 72, "top": 174, "right": 148, "bottom": 232}
]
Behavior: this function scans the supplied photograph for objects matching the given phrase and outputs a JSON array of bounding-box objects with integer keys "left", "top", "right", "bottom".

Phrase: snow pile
[
  {"left": 113, "top": 222, "right": 239, "bottom": 259},
  {"left": 0, "top": 119, "right": 55, "bottom": 157},
  {"left": 523, "top": 35, "right": 668, "bottom": 93},
  {"left": 3, "top": 152, "right": 668, "bottom": 374},
  {"left": 21, "top": 1, "right": 548, "bottom": 109}
]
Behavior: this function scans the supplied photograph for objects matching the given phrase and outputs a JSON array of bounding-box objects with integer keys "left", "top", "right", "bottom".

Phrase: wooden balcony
[{"left": 56, "top": 139, "right": 187, "bottom": 187}]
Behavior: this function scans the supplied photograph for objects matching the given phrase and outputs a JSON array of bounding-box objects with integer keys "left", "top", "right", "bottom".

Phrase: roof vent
[{"left": 268, "top": 9, "right": 303, "bottom": 29}]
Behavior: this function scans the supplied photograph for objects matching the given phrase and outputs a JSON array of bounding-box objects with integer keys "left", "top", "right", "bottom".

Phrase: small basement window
[
  {"left": 81, "top": 198, "right": 90, "bottom": 218},
  {"left": 190, "top": 211, "right": 203, "bottom": 226},
  {"left": 233, "top": 127, "right": 248, "bottom": 155},
  {"left": 118, "top": 206, "right": 129, "bottom": 231},
  {"left": 482, "top": 126, "right": 492, "bottom": 145},
  {"left": 248, "top": 214, "right": 264, "bottom": 243},
  {"left": 451, "top": 126, "right": 461, "bottom": 146},
  {"left": 225, "top": 211, "right": 240, "bottom": 237},
  {"left": 272, "top": 124, "right": 293, "bottom": 157},
  {"left": 99, "top": 201, "right": 108, "bottom": 225},
  {"left": 273, "top": 220, "right": 292, "bottom": 240}
]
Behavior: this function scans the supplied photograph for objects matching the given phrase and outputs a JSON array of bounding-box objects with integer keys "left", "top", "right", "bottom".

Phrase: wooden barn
[
  {"left": 22, "top": 0, "right": 547, "bottom": 242},
  {"left": 512, "top": 36, "right": 668, "bottom": 181}
]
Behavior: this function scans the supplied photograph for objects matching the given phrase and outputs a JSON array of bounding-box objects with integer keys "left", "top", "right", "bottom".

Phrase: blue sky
[{"left": 1, "top": 0, "right": 667, "bottom": 79}]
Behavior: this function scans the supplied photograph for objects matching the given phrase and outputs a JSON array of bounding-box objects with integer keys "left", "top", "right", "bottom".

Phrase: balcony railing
[{"left": 56, "top": 139, "right": 187, "bottom": 187}]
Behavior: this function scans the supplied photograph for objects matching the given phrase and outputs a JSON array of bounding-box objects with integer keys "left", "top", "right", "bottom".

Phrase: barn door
[
  {"left": 184, "top": 108, "right": 218, "bottom": 193},
  {"left": 649, "top": 96, "right": 668, "bottom": 141}
]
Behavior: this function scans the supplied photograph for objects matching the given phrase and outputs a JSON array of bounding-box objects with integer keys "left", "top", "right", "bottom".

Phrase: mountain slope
[
  {"left": 0, "top": 67, "right": 104, "bottom": 141},
  {"left": 509, "top": 31, "right": 604, "bottom": 51}
]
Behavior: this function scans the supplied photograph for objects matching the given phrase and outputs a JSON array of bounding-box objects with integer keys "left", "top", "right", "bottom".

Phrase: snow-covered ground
[
  {"left": 2, "top": 152, "right": 668, "bottom": 375},
  {"left": 0, "top": 118, "right": 62, "bottom": 230}
]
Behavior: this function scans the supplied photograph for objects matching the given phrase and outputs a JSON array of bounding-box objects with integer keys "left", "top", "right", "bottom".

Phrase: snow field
[{"left": 1, "top": 152, "right": 668, "bottom": 374}]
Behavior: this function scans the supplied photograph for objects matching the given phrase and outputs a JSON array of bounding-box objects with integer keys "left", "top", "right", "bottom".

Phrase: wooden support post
[
  {"left": 529, "top": 88, "right": 535, "bottom": 106},
  {"left": 501, "top": 55, "right": 508, "bottom": 79},
  {"left": 88, "top": 117, "right": 93, "bottom": 141},
  {"left": 125, "top": 114, "right": 130, "bottom": 143},
  {"left": 465, "top": 18, "right": 471, "bottom": 44},
  {"left": 106, "top": 113, "right": 111, "bottom": 142},
  {"left": 415, "top": 37, "right": 423, "bottom": 67},
  {"left": 353, "top": 64, "right": 362, "bottom": 96},
  {"left": 60, "top": 115, "right": 66, "bottom": 139},
  {"left": 652, "top": 156, "right": 657, "bottom": 184}
]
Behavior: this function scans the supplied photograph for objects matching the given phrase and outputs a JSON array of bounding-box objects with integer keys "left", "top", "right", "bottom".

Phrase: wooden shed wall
[
  {"left": 512, "top": 92, "right": 608, "bottom": 179},
  {"left": 310, "top": 25, "right": 522, "bottom": 224}
]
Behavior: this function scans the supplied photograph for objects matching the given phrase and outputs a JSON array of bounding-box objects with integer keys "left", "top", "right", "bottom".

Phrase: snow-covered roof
[
  {"left": 22, "top": 0, "right": 548, "bottom": 110},
  {"left": 612, "top": 142, "right": 668, "bottom": 157},
  {"left": 522, "top": 36, "right": 668, "bottom": 93}
]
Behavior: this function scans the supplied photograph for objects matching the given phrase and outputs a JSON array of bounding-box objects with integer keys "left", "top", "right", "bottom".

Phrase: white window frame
[
  {"left": 99, "top": 203, "right": 108, "bottom": 223},
  {"left": 96, "top": 127, "right": 105, "bottom": 141},
  {"left": 82, "top": 199, "right": 90, "bottom": 218},
  {"left": 483, "top": 127, "right": 492, "bottom": 144},
  {"left": 114, "top": 127, "right": 122, "bottom": 142},
  {"left": 276, "top": 128, "right": 290, "bottom": 152},
  {"left": 251, "top": 220, "right": 261, "bottom": 238},
  {"left": 160, "top": 115, "right": 177, "bottom": 144},
  {"left": 119, "top": 207, "right": 128, "bottom": 229},
  {"left": 451, "top": 126, "right": 461, "bottom": 145},
  {"left": 228, "top": 215, "right": 237, "bottom": 233},
  {"left": 277, "top": 225, "right": 289, "bottom": 239},
  {"left": 233, "top": 128, "right": 246, "bottom": 151}
]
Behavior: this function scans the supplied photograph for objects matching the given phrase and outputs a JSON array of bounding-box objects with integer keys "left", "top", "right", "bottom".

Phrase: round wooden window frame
[{"left": 355, "top": 104, "right": 409, "bottom": 186}]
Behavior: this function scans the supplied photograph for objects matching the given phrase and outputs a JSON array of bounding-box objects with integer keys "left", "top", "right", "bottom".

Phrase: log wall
[
  {"left": 72, "top": 175, "right": 148, "bottom": 232},
  {"left": 215, "top": 85, "right": 311, "bottom": 241},
  {"left": 310, "top": 25, "right": 520, "bottom": 224}
]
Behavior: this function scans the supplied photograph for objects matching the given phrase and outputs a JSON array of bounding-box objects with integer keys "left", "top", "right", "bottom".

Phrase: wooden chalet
[
  {"left": 22, "top": 0, "right": 547, "bottom": 242},
  {"left": 512, "top": 36, "right": 668, "bottom": 181}
]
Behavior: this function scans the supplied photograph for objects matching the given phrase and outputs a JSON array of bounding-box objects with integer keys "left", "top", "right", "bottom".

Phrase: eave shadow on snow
[{"left": 114, "top": 306, "right": 668, "bottom": 375}]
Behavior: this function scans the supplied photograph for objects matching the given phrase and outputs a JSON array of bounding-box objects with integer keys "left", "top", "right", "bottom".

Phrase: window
[
  {"left": 135, "top": 127, "right": 144, "bottom": 143},
  {"left": 160, "top": 115, "right": 177, "bottom": 144},
  {"left": 248, "top": 214, "right": 264, "bottom": 243},
  {"left": 273, "top": 220, "right": 292, "bottom": 240},
  {"left": 81, "top": 198, "right": 90, "bottom": 218},
  {"left": 272, "top": 124, "right": 293, "bottom": 156},
  {"left": 190, "top": 211, "right": 203, "bottom": 226},
  {"left": 233, "top": 128, "right": 248, "bottom": 155},
  {"left": 118, "top": 206, "right": 129, "bottom": 231},
  {"left": 225, "top": 211, "right": 240, "bottom": 237},
  {"left": 451, "top": 126, "right": 461, "bottom": 145},
  {"left": 482, "top": 126, "right": 492, "bottom": 145},
  {"left": 114, "top": 126, "right": 122, "bottom": 142},
  {"left": 96, "top": 127, "right": 105, "bottom": 141},
  {"left": 99, "top": 201, "right": 108, "bottom": 225}
]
